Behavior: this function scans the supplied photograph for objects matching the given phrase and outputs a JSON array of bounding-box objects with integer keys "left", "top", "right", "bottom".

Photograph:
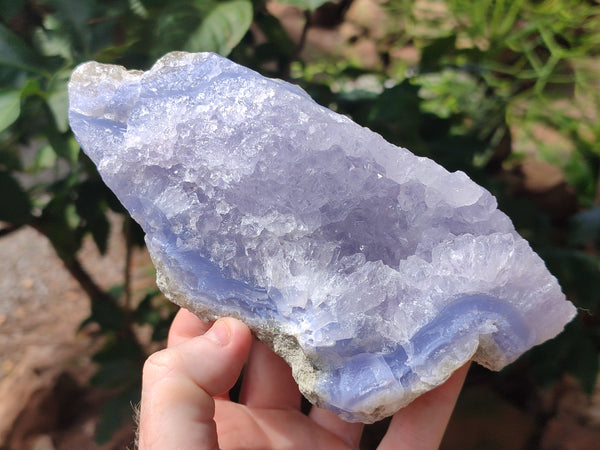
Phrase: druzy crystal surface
[{"left": 68, "top": 52, "right": 576, "bottom": 422}]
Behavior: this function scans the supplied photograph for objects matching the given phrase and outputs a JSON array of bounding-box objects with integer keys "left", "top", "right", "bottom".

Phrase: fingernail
[{"left": 204, "top": 319, "right": 230, "bottom": 346}]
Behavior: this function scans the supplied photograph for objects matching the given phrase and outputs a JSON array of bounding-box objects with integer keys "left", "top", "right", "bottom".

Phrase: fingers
[
  {"left": 239, "top": 339, "right": 302, "bottom": 410},
  {"left": 138, "top": 317, "right": 252, "bottom": 449},
  {"left": 378, "top": 363, "right": 470, "bottom": 450},
  {"left": 168, "top": 307, "right": 212, "bottom": 347},
  {"left": 309, "top": 406, "right": 364, "bottom": 448}
]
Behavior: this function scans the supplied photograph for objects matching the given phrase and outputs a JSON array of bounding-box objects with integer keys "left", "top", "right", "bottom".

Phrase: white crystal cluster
[{"left": 68, "top": 52, "right": 576, "bottom": 422}]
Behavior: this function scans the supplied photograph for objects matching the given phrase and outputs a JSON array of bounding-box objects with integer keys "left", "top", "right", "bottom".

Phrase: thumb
[{"left": 138, "top": 317, "right": 252, "bottom": 449}]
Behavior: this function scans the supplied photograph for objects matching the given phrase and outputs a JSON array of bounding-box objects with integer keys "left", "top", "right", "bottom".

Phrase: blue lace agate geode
[{"left": 68, "top": 52, "right": 576, "bottom": 423}]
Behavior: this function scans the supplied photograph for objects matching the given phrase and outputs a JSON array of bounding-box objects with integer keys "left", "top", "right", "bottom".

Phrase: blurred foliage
[{"left": 1, "top": 0, "right": 599, "bottom": 444}]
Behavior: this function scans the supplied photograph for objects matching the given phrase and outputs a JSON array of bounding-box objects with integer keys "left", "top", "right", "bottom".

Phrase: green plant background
[{"left": 1, "top": 0, "right": 599, "bottom": 447}]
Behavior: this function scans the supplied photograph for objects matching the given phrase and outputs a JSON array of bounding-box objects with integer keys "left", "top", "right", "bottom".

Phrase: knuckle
[{"left": 143, "top": 348, "right": 182, "bottom": 380}]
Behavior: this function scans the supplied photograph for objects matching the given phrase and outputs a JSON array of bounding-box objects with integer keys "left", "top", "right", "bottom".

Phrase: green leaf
[
  {"left": 529, "top": 324, "right": 576, "bottom": 389},
  {"left": 420, "top": 35, "right": 457, "bottom": 71},
  {"left": 64, "top": 203, "right": 80, "bottom": 229},
  {"left": 151, "top": 315, "right": 177, "bottom": 342},
  {"left": 543, "top": 249, "right": 600, "bottom": 310},
  {"left": 39, "top": 212, "right": 83, "bottom": 260},
  {"left": 92, "top": 333, "right": 144, "bottom": 364},
  {"left": 127, "top": 217, "right": 146, "bottom": 247},
  {"left": 0, "top": 148, "right": 23, "bottom": 171},
  {"left": 90, "top": 360, "right": 140, "bottom": 389},
  {"left": 33, "top": 16, "right": 73, "bottom": 61},
  {"left": 46, "top": 128, "right": 80, "bottom": 163},
  {"left": 133, "top": 292, "right": 177, "bottom": 341},
  {"left": 0, "top": 90, "right": 21, "bottom": 133},
  {"left": 0, "top": 170, "right": 31, "bottom": 224},
  {"left": 95, "top": 384, "right": 140, "bottom": 444},
  {"left": 428, "top": 134, "right": 486, "bottom": 173},
  {"left": 66, "top": 136, "right": 81, "bottom": 162},
  {"left": 82, "top": 297, "right": 125, "bottom": 332},
  {"left": 565, "top": 331, "right": 599, "bottom": 394},
  {"left": 0, "top": 0, "right": 24, "bottom": 23},
  {"left": 275, "top": 0, "right": 331, "bottom": 11},
  {"left": 51, "top": 0, "right": 93, "bottom": 53},
  {"left": 571, "top": 206, "right": 600, "bottom": 245},
  {"left": 184, "top": 0, "right": 253, "bottom": 56},
  {"left": 129, "top": 0, "right": 149, "bottom": 19},
  {"left": 133, "top": 292, "right": 161, "bottom": 326},
  {"left": 108, "top": 284, "right": 125, "bottom": 302},
  {"left": 367, "top": 82, "right": 423, "bottom": 150},
  {"left": 74, "top": 179, "right": 116, "bottom": 254},
  {"left": 20, "top": 78, "right": 41, "bottom": 98},
  {"left": 0, "top": 23, "right": 45, "bottom": 74},
  {"left": 30, "top": 144, "right": 57, "bottom": 172},
  {"left": 90, "top": 213, "right": 110, "bottom": 255},
  {"left": 151, "top": 3, "right": 204, "bottom": 58},
  {"left": 46, "top": 72, "right": 70, "bottom": 132},
  {"left": 255, "top": 13, "right": 296, "bottom": 59},
  {"left": 531, "top": 321, "right": 599, "bottom": 395}
]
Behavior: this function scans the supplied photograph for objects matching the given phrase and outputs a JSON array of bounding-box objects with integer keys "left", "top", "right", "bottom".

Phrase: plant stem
[
  {"left": 294, "top": 10, "right": 312, "bottom": 63},
  {"left": 123, "top": 217, "right": 133, "bottom": 312},
  {"left": 62, "top": 254, "right": 114, "bottom": 304},
  {"left": 29, "top": 221, "right": 113, "bottom": 304},
  {"left": 282, "top": 10, "right": 312, "bottom": 80},
  {"left": 595, "top": 166, "right": 600, "bottom": 205}
]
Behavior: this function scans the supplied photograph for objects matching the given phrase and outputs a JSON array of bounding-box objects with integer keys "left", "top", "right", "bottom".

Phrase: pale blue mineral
[{"left": 68, "top": 52, "right": 576, "bottom": 423}]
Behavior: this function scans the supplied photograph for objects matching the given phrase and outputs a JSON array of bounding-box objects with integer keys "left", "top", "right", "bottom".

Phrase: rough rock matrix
[{"left": 68, "top": 52, "right": 576, "bottom": 423}]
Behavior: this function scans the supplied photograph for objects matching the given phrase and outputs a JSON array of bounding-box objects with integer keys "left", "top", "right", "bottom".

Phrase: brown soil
[{"left": 0, "top": 216, "right": 153, "bottom": 450}]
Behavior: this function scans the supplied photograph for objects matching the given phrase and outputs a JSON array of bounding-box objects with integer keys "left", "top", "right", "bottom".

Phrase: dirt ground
[{"left": 0, "top": 217, "right": 150, "bottom": 450}]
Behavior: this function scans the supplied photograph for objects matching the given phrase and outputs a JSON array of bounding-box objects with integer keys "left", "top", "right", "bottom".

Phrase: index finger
[{"left": 378, "top": 363, "right": 470, "bottom": 450}]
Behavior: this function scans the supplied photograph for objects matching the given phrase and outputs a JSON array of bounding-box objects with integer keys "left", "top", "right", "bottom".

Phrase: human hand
[{"left": 138, "top": 308, "right": 469, "bottom": 449}]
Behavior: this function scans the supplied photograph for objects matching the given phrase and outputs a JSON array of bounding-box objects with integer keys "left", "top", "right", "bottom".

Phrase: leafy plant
[
  {"left": 0, "top": 0, "right": 259, "bottom": 441},
  {"left": 1, "top": 0, "right": 599, "bottom": 446}
]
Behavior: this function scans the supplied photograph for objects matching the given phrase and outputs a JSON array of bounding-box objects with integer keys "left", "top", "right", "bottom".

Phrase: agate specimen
[{"left": 68, "top": 52, "right": 576, "bottom": 423}]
